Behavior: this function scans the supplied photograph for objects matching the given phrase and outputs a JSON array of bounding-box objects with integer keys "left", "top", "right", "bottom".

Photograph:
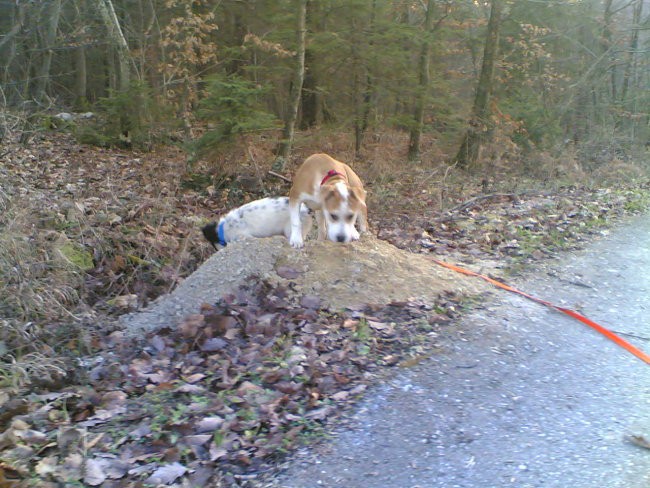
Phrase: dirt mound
[{"left": 121, "top": 235, "right": 489, "bottom": 335}]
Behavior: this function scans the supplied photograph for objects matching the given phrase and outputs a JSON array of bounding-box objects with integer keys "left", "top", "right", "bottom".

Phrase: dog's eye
[
  {"left": 345, "top": 213, "right": 354, "bottom": 222},
  {"left": 330, "top": 213, "right": 339, "bottom": 222}
]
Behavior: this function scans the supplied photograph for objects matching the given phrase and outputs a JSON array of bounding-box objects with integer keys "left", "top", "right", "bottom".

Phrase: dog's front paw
[
  {"left": 351, "top": 228, "right": 361, "bottom": 241},
  {"left": 289, "top": 233, "right": 304, "bottom": 248}
]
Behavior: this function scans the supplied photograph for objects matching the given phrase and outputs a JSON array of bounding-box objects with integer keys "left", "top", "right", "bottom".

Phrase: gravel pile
[{"left": 121, "top": 234, "right": 488, "bottom": 335}]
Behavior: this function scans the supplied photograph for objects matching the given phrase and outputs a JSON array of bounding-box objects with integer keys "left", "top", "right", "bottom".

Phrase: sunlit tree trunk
[{"left": 455, "top": 0, "right": 503, "bottom": 171}]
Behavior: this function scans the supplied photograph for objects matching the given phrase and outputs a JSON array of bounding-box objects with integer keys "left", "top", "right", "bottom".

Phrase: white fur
[
  {"left": 322, "top": 189, "right": 359, "bottom": 243},
  {"left": 289, "top": 191, "right": 319, "bottom": 248},
  {"left": 335, "top": 181, "right": 349, "bottom": 199},
  {"left": 221, "top": 197, "right": 312, "bottom": 243}
]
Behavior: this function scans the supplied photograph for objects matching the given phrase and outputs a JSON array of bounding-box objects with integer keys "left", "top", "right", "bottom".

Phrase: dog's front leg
[
  {"left": 358, "top": 204, "right": 368, "bottom": 233},
  {"left": 288, "top": 201, "right": 305, "bottom": 248}
]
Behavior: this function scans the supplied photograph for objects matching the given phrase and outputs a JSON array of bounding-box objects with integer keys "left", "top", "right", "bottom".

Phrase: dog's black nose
[{"left": 336, "top": 234, "right": 346, "bottom": 242}]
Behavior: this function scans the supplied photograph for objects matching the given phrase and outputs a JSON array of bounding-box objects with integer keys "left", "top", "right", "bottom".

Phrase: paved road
[{"left": 272, "top": 215, "right": 650, "bottom": 488}]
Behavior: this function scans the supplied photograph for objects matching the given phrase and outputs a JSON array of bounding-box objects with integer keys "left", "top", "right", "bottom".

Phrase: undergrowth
[
  {"left": 1, "top": 126, "right": 650, "bottom": 391},
  {"left": 0, "top": 192, "right": 86, "bottom": 389}
]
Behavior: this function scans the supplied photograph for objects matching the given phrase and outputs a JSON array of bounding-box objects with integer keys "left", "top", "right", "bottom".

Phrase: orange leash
[{"left": 431, "top": 259, "right": 650, "bottom": 365}]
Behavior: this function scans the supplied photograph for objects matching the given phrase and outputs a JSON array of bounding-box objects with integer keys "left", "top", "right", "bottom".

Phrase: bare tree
[
  {"left": 353, "top": 0, "right": 377, "bottom": 159},
  {"left": 454, "top": 0, "right": 504, "bottom": 171},
  {"left": 408, "top": 0, "right": 449, "bottom": 162},
  {"left": 93, "top": 0, "right": 131, "bottom": 92},
  {"left": 32, "top": 0, "right": 63, "bottom": 105},
  {"left": 274, "top": 0, "right": 308, "bottom": 170},
  {"left": 72, "top": 0, "right": 88, "bottom": 108},
  {"left": 620, "top": 0, "right": 643, "bottom": 103},
  {"left": 0, "top": 1, "right": 27, "bottom": 97}
]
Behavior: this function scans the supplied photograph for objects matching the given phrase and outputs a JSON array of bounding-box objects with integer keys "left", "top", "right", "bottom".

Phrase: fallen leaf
[
  {"left": 144, "top": 462, "right": 187, "bottom": 485},
  {"left": 300, "top": 295, "right": 321, "bottom": 309},
  {"left": 180, "top": 314, "right": 205, "bottom": 338},
  {"left": 200, "top": 337, "right": 227, "bottom": 352},
  {"left": 195, "top": 416, "right": 224, "bottom": 433},
  {"left": 304, "top": 405, "right": 334, "bottom": 420},
  {"left": 175, "top": 383, "right": 206, "bottom": 394},
  {"left": 35, "top": 456, "right": 59, "bottom": 477},
  {"left": 59, "top": 453, "right": 83, "bottom": 482},
  {"left": 367, "top": 320, "right": 389, "bottom": 330},
  {"left": 100, "top": 390, "right": 127, "bottom": 411},
  {"left": 626, "top": 434, "right": 650, "bottom": 450},
  {"left": 276, "top": 265, "right": 302, "bottom": 279},
  {"left": 83, "top": 458, "right": 106, "bottom": 486},
  {"left": 183, "top": 373, "right": 206, "bottom": 384},
  {"left": 57, "top": 428, "right": 83, "bottom": 452},
  {"left": 182, "top": 434, "right": 212, "bottom": 447},
  {"left": 14, "top": 429, "right": 47, "bottom": 445},
  {"left": 330, "top": 391, "right": 349, "bottom": 402}
]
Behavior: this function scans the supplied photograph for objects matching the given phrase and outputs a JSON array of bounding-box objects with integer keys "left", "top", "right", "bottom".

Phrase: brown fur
[{"left": 288, "top": 153, "right": 368, "bottom": 246}]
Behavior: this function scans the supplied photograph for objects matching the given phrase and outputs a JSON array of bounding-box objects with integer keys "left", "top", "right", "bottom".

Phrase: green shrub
[
  {"left": 193, "top": 75, "right": 279, "bottom": 158},
  {"left": 75, "top": 81, "right": 173, "bottom": 149}
]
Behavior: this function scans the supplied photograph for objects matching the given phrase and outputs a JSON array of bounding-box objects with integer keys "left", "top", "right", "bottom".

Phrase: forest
[
  {"left": 1, "top": 0, "right": 649, "bottom": 171},
  {"left": 1, "top": 1, "right": 650, "bottom": 486}
]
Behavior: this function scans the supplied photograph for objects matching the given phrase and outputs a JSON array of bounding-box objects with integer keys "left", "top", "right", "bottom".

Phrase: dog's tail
[{"left": 201, "top": 222, "right": 219, "bottom": 250}]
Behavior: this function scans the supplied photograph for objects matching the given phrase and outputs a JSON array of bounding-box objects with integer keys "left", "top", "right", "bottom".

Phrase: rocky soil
[{"left": 122, "top": 234, "right": 489, "bottom": 336}]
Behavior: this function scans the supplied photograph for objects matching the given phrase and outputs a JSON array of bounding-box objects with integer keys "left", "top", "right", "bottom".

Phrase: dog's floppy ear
[
  {"left": 201, "top": 222, "right": 220, "bottom": 250},
  {"left": 349, "top": 187, "right": 367, "bottom": 204}
]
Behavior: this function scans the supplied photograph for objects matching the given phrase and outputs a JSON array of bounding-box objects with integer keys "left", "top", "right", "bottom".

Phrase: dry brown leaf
[
  {"left": 183, "top": 373, "right": 206, "bottom": 384},
  {"left": 626, "top": 434, "right": 650, "bottom": 450},
  {"left": 180, "top": 314, "right": 205, "bottom": 338}
]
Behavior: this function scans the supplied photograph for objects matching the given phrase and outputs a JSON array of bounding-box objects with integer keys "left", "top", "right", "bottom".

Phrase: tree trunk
[
  {"left": 407, "top": 0, "right": 436, "bottom": 163},
  {"left": 621, "top": 0, "right": 643, "bottom": 145},
  {"left": 73, "top": 0, "right": 88, "bottom": 108},
  {"left": 32, "top": 0, "right": 63, "bottom": 105},
  {"left": 300, "top": 48, "right": 321, "bottom": 129},
  {"left": 0, "top": 1, "right": 27, "bottom": 99},
  {"left": 355, "top": 0, "right": 377, "bottom": 159},
  {"left": 620, "top": 0, "right": 642, "bottom": 103},
  {"left": 601, "top": 0, "right": 617, "bottom": 101},
  {"left": 274, "top": 0, "right": 307, "bottom": 170},
  {"left": 94, "top": 0, "right": 131, "bottom": 92},
  {"left": 455, "top": 0, "right": 503, "bottom": 171}
]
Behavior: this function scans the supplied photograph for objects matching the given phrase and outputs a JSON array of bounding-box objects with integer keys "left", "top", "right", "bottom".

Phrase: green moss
[{"left": 58, "top": 243, "right": 94, "bottom": 271}]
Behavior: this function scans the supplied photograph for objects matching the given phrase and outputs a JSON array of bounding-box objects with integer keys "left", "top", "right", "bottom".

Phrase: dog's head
[
  {"left": 201, "top": 221, "right": 225, "bottom": 250},
  {"left": 322, "top": 181, "right": 367, "bottom": 243}
]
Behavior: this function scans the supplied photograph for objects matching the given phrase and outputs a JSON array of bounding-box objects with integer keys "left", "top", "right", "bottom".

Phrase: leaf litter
[
  {"left": 1, "top": 279, "right": 465, "bottom": 487},
  {"left": 2, "top": 132, "right": 650, "bottom": 486}
]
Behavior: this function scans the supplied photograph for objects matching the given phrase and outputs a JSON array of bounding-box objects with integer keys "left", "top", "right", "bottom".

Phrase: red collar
[{"left": 320, "top": 170, "right": 345, "bottom": 186}]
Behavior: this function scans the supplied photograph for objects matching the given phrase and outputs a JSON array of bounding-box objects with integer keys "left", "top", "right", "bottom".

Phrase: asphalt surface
[{"left": 271, "top": 215, "right": 650, "bottom": 488}]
